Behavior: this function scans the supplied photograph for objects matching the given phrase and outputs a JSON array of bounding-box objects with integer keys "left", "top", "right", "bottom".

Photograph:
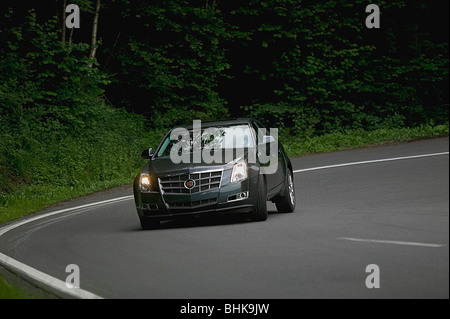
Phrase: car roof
[{"left": 175, "top": 118, "right": 255, "bottom": 130}]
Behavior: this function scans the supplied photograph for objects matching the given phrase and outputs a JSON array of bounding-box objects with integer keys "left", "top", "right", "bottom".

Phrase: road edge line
[
  {"left": 338, "top": 237, "right": 447, "bottom": 248},
  {"left": 0, "top": 252, "right": 103, "bottom": 299},
  {"left": 293, "top": 151, "right": 449, "bottom": 173},
  {"left": 0, "top": 195, "right": 133, "bottom": 299}
]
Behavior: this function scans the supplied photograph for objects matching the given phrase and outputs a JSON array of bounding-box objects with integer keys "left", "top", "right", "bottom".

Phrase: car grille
[
  {"left": 159, "top": 171, "right": 222, "bottom": 194},
  {"left": 166, "top": 197, "right": 218, "bottom": 209}
]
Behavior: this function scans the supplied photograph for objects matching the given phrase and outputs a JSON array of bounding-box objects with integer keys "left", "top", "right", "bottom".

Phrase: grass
[
  {"left": 0, "top": 123, "right": 448, "bottom": 298},
  {"left": 0, "top": 274, "right": 37, "bottom": 299},
  {"left": 282, "top": 124, "right": 449, "bottom": 157},
  {"left": 0, "top": 177, "right": 134, "bottom": 224},
  {"left": 0, "top": 128, "right": 167, "bottom": 224}
]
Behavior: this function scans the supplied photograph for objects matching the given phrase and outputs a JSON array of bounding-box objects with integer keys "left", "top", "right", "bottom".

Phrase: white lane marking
[
  {"left": 0, "top": 195, "right": 133, "bottom": 299},
  {"left": 293, "top": 152, "right": 449, "bottom": 174},
  {"left": 0, "top": 195, "right": 133, "bottom": 237},
  {"left": 338, "top": 237, "right": 447, "bottom": 248},
  {"left": 300, "top": 151, "right": 449, "bottom": 250}
]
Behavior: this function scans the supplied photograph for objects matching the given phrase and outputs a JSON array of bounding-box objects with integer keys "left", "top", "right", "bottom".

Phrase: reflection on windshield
[{"left": 157, "top": 125, "right": 254, "bottom": 158}]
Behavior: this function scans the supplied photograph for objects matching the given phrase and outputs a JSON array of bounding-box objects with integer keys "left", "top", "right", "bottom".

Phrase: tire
[
  {"left": 252, "top": 175, "right": 268, "bottom": 221},
  {"left": 275, "top": 169, "right": 296, "bottom": 213},
  {"left": 140, "top": 217, "right": 160, "bottom": 230}
]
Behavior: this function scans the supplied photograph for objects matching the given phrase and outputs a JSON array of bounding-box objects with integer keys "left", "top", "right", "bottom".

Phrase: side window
[
  {"left": 157, "top": 137, "right": 171, "bottom": 157},
  {"left": 253, "top": 121, "right": 271, "bottom": 144}
]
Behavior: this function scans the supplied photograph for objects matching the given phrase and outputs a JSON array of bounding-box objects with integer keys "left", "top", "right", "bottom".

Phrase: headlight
[
  {"left": 139, "top": 173, "right": 152, "bottom": 192},
  {"left": 231, "top": 161, "right": 248, "bottom": 183}
]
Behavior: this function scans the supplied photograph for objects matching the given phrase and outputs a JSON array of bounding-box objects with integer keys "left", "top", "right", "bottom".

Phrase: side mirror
[
  {"left": 141, "top": 148, "right": 154, "bottom": 159},
  {"left": 259, "top": 135, "right": 275, "bottom": 145}
]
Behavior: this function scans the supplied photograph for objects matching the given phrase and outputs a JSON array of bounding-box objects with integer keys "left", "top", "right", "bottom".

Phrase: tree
[{"left": 88, "top": 0, "right": 101, "bottom": 67}]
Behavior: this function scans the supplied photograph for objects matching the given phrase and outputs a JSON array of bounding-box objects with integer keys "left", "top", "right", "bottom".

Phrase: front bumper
[
  {"left": 135, "top": 176, "right": 256, "bottom": 221},
  {"left": 138, "top": 202, "right": 255, "bottom": 220}
]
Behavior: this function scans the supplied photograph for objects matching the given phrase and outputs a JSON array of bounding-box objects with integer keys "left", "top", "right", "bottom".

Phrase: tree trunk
[
  {"left": 68, "top": 26, "right": 74, "bottom": 46},
  {"left": 88, "top": 0, "right": 101, "bottom": 67},
  {"left": 61, "top": 0, "right": 67, "bottom": 46},
  {"left": 104, "top": 31, "right": 121, "bottom": 68}
]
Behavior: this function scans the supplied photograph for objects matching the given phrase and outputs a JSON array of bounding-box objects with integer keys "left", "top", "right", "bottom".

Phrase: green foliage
[
  {"left": 243, "top": 102, "right": 320, "bottom": 139},
  {"left": 229, "top": 0, "right": 448, "bottom": 134},
  {"left": 281, "top": 123, "right": 449, "bottom": 157},
  {"left": 107, "top": 0, "right": 233, "bottom": 127},
  {"left": 0, "top": 7, "right": 154, "bottom": 195}
]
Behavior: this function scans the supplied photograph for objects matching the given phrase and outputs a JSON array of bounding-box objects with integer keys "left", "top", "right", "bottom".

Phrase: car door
[{"left": 252, "top": 121, "right": 285, "bottom": 194}]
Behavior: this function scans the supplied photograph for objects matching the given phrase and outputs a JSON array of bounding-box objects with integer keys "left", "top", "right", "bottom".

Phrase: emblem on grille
[{"left": 184, "top": 179, "right": 196, "bottom": 190}]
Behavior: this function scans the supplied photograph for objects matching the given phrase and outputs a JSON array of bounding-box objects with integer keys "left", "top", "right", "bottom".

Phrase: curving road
[{"left": 0, "top": 138, "right": 448, "bottom": 298}]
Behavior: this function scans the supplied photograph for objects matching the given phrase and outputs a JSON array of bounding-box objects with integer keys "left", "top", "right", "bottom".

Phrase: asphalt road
[{"left": 0, "top": 138, "right": 448, "bottom": 298}]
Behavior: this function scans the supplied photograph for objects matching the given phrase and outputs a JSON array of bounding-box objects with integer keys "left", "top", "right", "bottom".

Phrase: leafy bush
[{"left": 0, "top": 8, "right": 157, "bottom": 195}]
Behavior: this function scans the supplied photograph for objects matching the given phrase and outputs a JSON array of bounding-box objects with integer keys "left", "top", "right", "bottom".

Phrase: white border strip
[
  {"left": 0, "top": 195, "right": 133, "bottom": 299},
  {"left": 293, "top": 152, "right": 449, "bottom": 174},
  {"left": 0, "top": 252, "right": 103, "bottom": 299},
  {"left": 338, "top": 237, "right": 447, "bottom": 248}
]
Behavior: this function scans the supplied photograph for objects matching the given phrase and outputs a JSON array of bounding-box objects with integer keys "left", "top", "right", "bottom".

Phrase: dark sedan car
[{"left": 133, "top": 118, "right": 295, "bottom": 229}]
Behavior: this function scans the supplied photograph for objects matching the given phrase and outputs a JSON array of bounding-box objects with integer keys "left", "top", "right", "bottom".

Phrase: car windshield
[{"left": 157, "top": 124, "right": 254, "bottom": 158}]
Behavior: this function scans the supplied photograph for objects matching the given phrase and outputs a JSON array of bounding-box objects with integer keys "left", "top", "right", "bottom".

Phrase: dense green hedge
[
  {"left": 100, "top": 0, "right": 448, "bottom": 132},
  {"left": 0, "top": 10, "right": 161, "bottom": 193}
]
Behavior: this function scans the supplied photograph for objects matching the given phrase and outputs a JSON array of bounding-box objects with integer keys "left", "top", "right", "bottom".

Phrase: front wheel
[
  {"left": 251, "top": 175, "right": 268, "bottom": 222},
  {"left": 275, "top": 169, "right": 296, "bottom": 213}
]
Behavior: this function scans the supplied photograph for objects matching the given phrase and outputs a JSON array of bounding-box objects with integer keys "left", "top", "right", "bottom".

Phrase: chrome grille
[{"left": 159, "top": 170, "right": 222, "bottom": 194}]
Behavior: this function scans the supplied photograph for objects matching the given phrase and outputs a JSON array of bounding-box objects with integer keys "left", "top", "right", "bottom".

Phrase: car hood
[{"left": 144, "top": 149, "right": 254, "bottom": 176}]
